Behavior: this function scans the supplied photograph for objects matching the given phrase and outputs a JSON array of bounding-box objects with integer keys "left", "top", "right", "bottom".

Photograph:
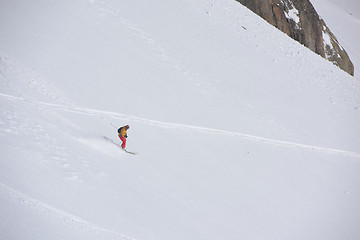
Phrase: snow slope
[{"left": 1, "top": 0, "right": 360, "bottom": 239}]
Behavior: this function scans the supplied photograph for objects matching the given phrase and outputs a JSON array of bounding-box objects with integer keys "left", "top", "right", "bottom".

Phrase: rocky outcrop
[{"left": 236, "top": 0, "right": 354, "bottom": 76}]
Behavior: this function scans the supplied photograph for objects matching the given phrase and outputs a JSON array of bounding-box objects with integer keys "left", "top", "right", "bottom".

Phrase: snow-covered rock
[{"left": 236, "top": 0, "right": 354, "bottom": 75}]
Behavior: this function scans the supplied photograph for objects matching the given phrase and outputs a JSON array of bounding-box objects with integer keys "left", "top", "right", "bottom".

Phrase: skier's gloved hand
[{"left": 125, "top": 135, "right": 128, "bottom": 138}]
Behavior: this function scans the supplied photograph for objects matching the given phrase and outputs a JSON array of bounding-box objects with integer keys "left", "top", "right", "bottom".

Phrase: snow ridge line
[
  {"left": 114, "top": 115, "right": 360, "bottom": 158},
  {"left": 0, "top": 182, "right": 139, "bottom": 240},
  {"left": 1, "top": 92, "right": 359, "bottom": 158}
]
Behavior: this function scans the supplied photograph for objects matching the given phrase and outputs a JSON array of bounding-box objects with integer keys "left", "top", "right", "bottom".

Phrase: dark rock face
[{"left": 236, "top": 0, "right": 354, "bottom": 76}]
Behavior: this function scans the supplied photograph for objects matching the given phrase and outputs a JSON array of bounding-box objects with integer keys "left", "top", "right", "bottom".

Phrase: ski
[
  {"left": 124, "top": 149, "right": 137, "bottom": 155},
  {"left": 103, "top": 136, "right": 137, "bottom": 155}
]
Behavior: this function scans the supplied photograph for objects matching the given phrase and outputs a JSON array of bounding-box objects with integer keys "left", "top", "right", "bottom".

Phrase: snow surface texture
[{"left": 0, "top": 0, "right": 360, "bottom": 240}]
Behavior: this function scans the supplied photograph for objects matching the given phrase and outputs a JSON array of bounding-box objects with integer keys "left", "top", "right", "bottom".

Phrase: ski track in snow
[
  {"left": 0, "top": 182, "right": 139, "bottom": 240},
  {"left": 1, "top": 92, "right": 359, "bottom": 159}
]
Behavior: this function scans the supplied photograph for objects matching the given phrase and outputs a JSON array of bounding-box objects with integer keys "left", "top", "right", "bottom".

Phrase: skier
[{"left": 118, "top": 125, "right": 130, "bottom": 149}]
